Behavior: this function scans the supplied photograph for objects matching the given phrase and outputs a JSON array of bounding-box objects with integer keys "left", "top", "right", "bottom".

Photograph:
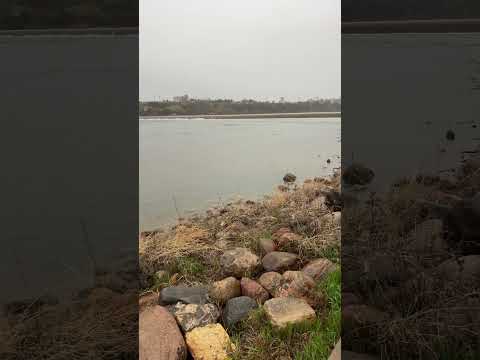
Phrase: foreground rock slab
[
  {"left": 262, "top": 252, "right": 299, "bottom": 272},
  {"left": 220, "top": 247, "right": 261, "bottom": 277},
  {"left": 263, "top": 297, "right": 316, "bottom": 328},
  {"left": 171, "top": 302, "right": 220, "bottom": 332},
  {"left": 222, "top": 296, "right": 258, "bottom": 329},
  {"left": 209, "top": 277, "right": 241, "bottom": 304},
  {"left": 160, "top": 286, "right": 209, "bottom": 305},
  {"left": 185, "top": 323, "right": 236, "bottom": 360},
  {"left": 140, "top": 305, "right": 187, "bottom": 360}
]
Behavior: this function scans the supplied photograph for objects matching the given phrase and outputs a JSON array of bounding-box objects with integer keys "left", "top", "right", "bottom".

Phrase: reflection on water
[{"left": 140, "top": 117, "right": 341, "bottom": 230}]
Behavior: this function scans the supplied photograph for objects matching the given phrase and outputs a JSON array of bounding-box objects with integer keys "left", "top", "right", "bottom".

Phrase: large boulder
[
  {"left": 185, "top": 324, "right": 236, "bottom": 360},
  {"left": 222, "top": 296, "right": 258, "bottom": 329},
  {"left": 262, "top": 252, "right": 299, "bottom": 272},
  {"left": 209, "top": 277, "right": 241, "bottom": 304},
  {"left": 240, "top": 278, "right": 269, "bottom": 304},
  {"left": 264, "top": 297, "right": 316, "bottom": 328},
  {"left": 140, "top": 305, "right": 187, "bottom": 360},
  {"left": 220, "top": 248, "right": 261, "bottom": 277},
  {"left": 170, "top": 302, "right": 220, "bottom": 332},
  {"left": 160, "top": 286, "right": 209, "bottom": 305},
  {"left": 302, "top": 258, "right": 336, "bottom": 281}
]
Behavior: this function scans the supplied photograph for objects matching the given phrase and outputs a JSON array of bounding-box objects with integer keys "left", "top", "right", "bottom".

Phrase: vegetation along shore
[{"left": 139, "top": 171, "right": 342, "bottom": 360}]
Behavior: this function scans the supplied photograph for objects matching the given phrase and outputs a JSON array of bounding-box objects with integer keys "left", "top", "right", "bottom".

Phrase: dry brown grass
[
  {"left": 1, "top": 290, "right": 138, "bottom": 360},
  {"left": 139, "top": 171, "right": 341, "bottom": 290}
]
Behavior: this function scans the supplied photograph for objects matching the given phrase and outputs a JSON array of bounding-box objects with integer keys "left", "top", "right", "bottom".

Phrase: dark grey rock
[
  {"left": 222, "top": 296, "right": 258, "bottom": 329},
  {"left": 159, "top": 286, "right": 209, "bottom": 305}
]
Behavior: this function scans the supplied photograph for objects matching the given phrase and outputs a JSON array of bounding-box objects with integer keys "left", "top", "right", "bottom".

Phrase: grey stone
[
  {"left": 222, "top": 296, "right": 258, "bottom": 329},
  {"left": 160, "top": 286, "right": 209, "bottom": 305}
]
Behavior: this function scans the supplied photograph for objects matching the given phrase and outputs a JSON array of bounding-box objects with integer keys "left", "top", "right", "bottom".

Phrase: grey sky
[{"left": 140, "top": 0, "right": 340, "bottom": 101}]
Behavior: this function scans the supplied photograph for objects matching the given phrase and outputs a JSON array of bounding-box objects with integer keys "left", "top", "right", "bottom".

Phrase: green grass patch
[
  {"left": 295, "top": 269, "right": 341, "bottom": 360},
  {"left": 230, "top": 268, "right": 341, "bottom": 360}
]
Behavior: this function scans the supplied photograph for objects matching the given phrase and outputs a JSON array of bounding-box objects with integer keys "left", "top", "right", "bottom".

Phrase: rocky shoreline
[{"left": 139, "top": 172, "right": 342, "bottom": 359}]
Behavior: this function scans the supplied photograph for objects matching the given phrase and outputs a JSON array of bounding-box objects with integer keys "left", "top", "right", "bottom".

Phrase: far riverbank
[{"left": 140, "top": 112, "right": 341, "bottom": 120}]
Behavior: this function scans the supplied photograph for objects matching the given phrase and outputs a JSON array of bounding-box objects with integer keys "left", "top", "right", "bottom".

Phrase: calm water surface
[{"left": 140, "top": 117, "right": 340, "bottom": 229}]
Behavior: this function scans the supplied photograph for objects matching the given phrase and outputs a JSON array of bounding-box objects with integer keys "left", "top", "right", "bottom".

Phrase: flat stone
[
  {"left": 258, "top": 271, "right": 283, "bottom": 296},
  {"left": 262, "top": 252, "right": 298, "bottom": 272},
  {"left": 264, "top": 297, "right": 316, "bottom": 328},
  {"left": 274, "top": 271, "right": 317, "bottom": 306},
  {"left": 259, "top": 238, "right": 276, "bottom": 254},
  {"left": 222, "top": 296, "right": 258, "bottom": 329},
  {"left": 185, "top": 324, "right": 236, "bottom": 360},
  {"left": 171, "top": 302, "right": 220, "bottom": 332},
  {"left": 140, "top": 305, "right": 187, "bottom": 360},
  {"left": 240, "top": 278, "right": 269, "bottom": 304},
  {"left": 220, "top": 247, "right": 261, "bottom": 277},
  {"left": 302, "top": 258, "right": 336, "bottom": 281},
  {"left": 160, "top": 286, "right": 209, "bottom": 305},
  {"left": 209, "top": 277, "right": 241, "bottom": 304}
]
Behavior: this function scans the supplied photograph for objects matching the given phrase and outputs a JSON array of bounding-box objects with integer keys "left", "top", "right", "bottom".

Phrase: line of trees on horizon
[
  {"left": 139, "top": 97, "right": 341, "bottom": 116},
  {"left": 0, "top": 0, "right": 138, "bottom": 29}
]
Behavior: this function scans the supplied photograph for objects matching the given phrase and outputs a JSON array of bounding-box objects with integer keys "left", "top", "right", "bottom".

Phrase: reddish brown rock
[
  {"left": 302, "top": 258, "right": 336, "bottom": 281},
  {"left": 139, "top": 292, "right": 159, "bottom": 311},
  {"left": 258, "top": 272, "right": 283, "bottom": 296},
  {"left": 274, "top": 271, "right": 318, "bottom": 306},
  {"left": 240, "top": 278, "right": 269, "bottom": 304},
  {"left": 140, "top": 305, "right": 187, "bottom": 360}
]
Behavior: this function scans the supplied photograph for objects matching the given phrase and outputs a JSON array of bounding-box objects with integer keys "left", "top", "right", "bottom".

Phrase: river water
[{"left": 140, "top": 117, "right": 341, "bottom": 230}]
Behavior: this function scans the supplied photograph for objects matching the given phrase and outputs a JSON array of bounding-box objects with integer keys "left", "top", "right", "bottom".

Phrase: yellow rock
[{"left": 185, "top": 323, "right": 236, "bottom": 360}]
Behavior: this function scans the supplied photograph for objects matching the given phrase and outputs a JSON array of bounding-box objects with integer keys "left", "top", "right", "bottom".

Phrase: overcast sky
[{"left": 140, "top": 0, "right": 340, "bottom": 101}]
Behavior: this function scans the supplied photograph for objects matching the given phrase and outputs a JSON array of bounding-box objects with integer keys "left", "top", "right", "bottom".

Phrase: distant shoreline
[{"left": 140, "top": 112, "right": 341, "bottom": 120}]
